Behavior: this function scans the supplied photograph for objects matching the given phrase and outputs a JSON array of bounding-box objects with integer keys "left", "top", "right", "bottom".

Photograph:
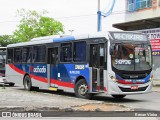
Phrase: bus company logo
[{"left": 30, "top": 66, "right": 46, "bottom": 73}]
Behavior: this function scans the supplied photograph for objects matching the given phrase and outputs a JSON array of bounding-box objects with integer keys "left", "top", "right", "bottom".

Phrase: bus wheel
[
  {"left": 112, "top": 95, "right": 126, "bottom": 99},
  {"left": 75, "top": 79, "right": 92, "bottom": 99},
  {"left": 23, "top": 75, "right": 33, "bottom": 91}
]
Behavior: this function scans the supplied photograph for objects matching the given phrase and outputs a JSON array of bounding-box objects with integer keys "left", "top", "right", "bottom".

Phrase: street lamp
[{"left": 68, "top": 30, "right": 74, "bottom": 35}]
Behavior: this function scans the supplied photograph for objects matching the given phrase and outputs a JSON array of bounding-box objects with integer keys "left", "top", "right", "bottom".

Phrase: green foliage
[
  {"left": 0, "top": 35, "right": 14, "bottom": 47},
  {"left": 38, "top": 17, "right": 64, "bottom": 36},
  {"left": 13, "top": 9, "right": 64, "bottom": 42}
]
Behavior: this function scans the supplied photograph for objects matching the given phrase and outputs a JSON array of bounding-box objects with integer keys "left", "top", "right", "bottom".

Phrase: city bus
[{"left": 6, "top": 31, "right": 153, "bottom": 99}]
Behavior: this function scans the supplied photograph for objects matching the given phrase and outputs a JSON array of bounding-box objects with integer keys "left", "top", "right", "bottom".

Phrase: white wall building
[{"left": 113, "top": 0, "right": 160, "bottom": 80}]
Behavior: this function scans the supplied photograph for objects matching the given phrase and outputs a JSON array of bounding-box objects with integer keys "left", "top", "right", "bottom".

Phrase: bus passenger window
[
  {"left": 7, "top": 49, "right": 13, "bottom": 63},
  {"left": 100, "top": 44, "right": 104, "bottom": 67},
  {"left": 90, "top": 45, "right": 99, "bottom": 67},
  {"left": 23, "top": 47, "right": 32, "bottom": 63},
  {"left": 60, "top": 43, "right": 72, "bottom": 62},
  {"left": 14, "top": 48, "right": 22, "bottom": 63},
  {"left": 33, "top": 46, "right": 46, "bottom": 63},
  {"left": 73, "top": 41, "right": 86, "bottom": 62}
]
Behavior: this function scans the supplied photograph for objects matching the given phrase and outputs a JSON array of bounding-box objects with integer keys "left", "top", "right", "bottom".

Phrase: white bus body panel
[
  {"left": 6, "top": 64, "right": 23, "bottom": 85},
  {"left": 107, "top": 80, "right": 152, "bottom": 95}
]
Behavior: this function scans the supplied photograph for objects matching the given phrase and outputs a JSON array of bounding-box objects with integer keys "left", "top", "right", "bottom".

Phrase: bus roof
[
  {"left": 0, "top": 47, "right": 6, "bottom": 49},
  {"left": 7, "top": 31, "right": 110, "bottom": 48},
  {"left": 7, "top": 31, "right": 147, "bottom": 48}
]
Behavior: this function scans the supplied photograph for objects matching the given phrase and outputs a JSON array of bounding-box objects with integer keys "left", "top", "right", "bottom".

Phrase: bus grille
[
  {"left": 122, "top": 74, "right": 147, "bottom": 79},
  {"left": 119, "top": 86, "right": 148, "bottom": 92}
]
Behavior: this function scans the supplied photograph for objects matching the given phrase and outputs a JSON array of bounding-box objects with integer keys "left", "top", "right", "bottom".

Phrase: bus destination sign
[{"left": 112, "top": 32, "right": 147, "bottom": 41}]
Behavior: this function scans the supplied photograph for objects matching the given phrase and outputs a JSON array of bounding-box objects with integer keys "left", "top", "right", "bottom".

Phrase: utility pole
[
  {"left": 97, "top": 0, "right": 116, "bottom": 32},
  {"left": 97, "top": 0, "right": 102, "bottom": 32}
]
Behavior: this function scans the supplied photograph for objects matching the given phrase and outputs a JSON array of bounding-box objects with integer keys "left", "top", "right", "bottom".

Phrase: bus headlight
[
  {"left": 110, "top": 76, "right": 118, "bottom": 82},
  {"left": 149, "top": 75, "right": 153, "bottom": 81}
]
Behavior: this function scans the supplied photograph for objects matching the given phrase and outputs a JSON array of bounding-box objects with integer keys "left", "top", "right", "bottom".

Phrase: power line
[
  {"left": 0, "top": 10, "right": 128, "bottom": 24},
  {"left": 54, "top": 10, "right": 127, "bottom": 19},
  {"left": 0, "top": 21, "right": 19, "bottom": 24}
]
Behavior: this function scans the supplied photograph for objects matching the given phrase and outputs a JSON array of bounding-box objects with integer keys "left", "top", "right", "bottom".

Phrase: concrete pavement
[
  {"left": 0, "top": 80, "right": 159, "bottom": 112},
  {"left": 0, "top": 86, "right": 130, "bottom": 112},
  {"left": 153, "top": 79, "right": 160, "bottom": 87}
]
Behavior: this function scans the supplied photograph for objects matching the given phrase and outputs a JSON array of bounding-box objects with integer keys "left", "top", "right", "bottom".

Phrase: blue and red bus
[{"left": 6, "top": 31, "right": 153, "bottom": 99}]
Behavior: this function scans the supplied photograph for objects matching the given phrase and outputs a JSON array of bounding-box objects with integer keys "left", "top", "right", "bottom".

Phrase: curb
[
  {"left": 0, "top": 103, "right": 132, "bottom": 112},
  {"left": 0, "top": 107, "right": 24, "bottom": 111},
  {"left": 153, "top": 84, "right": 160, "bottom": 87},
  {"left": 153, "top": 80, "right": 160, "bottom": 87},
  {"left": 0, "top": 106, "right": 61, "bottom": 111}
]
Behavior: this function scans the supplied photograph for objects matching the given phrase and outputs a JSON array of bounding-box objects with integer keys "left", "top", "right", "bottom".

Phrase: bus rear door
[{"left": 47, "top": 47, "right": 58, "bottom": 89}]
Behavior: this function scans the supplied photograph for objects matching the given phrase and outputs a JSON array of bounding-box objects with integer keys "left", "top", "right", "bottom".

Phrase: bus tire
[
  {"left": 112, "top": 95, "right": 126, "bottom": 99},
  {"left": 23, "top": 75, "right": 33, "bottom": 91},
  {"left": 75, "top": 79, "right": 92, "bottom": 99}
]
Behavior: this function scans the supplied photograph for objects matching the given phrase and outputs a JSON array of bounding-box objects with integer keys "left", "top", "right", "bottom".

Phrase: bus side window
[
  {"left": 48, "top": 48, "right": 58, "bottom": 65},
  {"left": 14, "top": 48, "right": 22, "bottom": 63},
  {"left": 23, "top": 47, "right": 32, "bottom": 63},
  {"left": 90, "top": 44, "right": 99, "bottom": 67},
  {"left": 73, "top": 41, "right": 86, "bottom": 62},
  {"left": 33, "top": 46, "right": 46, "bottom": 63},
  {"left": 7, "top": 48, "right": 13, "bottom": 63},
  {"left": 60, "top": 43, "right": 72, "bottom": 62},
  {"left": 100, "top": 44, "right": 104, "bottom": 67},
  {"left": 27, "top": 47, "right": 32, "bottom": 63}
]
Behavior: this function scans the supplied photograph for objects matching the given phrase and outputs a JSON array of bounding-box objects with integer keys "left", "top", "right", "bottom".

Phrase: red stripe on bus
[
  {"left": 9, "top": 64, "right": 26, "bottom": 74},
  {"left": 8, "top": 64, "right": 74, "bottom": 88},
  {"left": 118, "top": 80, "right": 143, "bottom": 84},
  {"left": 30, "top": 74, "right": 48, "bottom": 83},
  {"left": 51, "top": 79, "right": 74, "bottom": 88}
]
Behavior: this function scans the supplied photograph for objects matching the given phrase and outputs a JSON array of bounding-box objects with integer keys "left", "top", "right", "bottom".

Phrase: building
[{"left": 113, "top": 0, "right": 160, "bottom": 80}]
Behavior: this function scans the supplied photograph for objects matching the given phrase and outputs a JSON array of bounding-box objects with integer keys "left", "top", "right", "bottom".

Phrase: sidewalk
[
  {"left": 152, "top": 79, "right": 160, "bottom": 92},
  {"left": 153, "top": 79, "right": 160, "bottom": 87}
]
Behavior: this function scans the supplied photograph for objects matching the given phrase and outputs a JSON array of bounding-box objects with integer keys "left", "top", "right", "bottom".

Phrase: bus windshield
[{"left": 111, "top": 43, "right": 152, "bottom": 71}]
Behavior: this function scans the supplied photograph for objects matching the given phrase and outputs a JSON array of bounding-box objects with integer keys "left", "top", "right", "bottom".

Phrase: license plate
[{"left": 131, "top": 86, "right": 138, "bottom": 90}]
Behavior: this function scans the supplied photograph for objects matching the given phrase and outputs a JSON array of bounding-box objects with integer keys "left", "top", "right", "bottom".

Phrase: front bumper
[{"left": 108, "top": 81, "right": 153, "bottom": 95}]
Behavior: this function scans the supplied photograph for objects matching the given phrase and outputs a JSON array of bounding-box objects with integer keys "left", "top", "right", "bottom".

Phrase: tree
[
  {"left": 0, "top": 35, "right": 14, "bottom": 47},
  {"left": 13, "top": 9, "right": 64, "bottom": 42}
]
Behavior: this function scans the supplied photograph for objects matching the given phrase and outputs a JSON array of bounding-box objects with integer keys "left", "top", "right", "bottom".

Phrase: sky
[{"left": 0, "top": 0, "right": 126, "bottom": 35}]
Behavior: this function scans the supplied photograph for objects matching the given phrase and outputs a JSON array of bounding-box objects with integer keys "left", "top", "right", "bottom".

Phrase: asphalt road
[
  {"left": 1, "top": 85, "right": 160, "bottom": 111},
  {"left": 1, "top": 85, "right": 160, "bottom": 119},
  {"left": 94, "top": 89, "right": 160, "bottom": 111}
]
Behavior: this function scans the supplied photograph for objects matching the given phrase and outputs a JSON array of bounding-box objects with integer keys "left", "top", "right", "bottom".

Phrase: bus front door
[
  {"left": 90, "top": 44, "right": 104, "bottom": 92},
  {"left": 48, "top": 47, "right": 58, "bottom": 88}
]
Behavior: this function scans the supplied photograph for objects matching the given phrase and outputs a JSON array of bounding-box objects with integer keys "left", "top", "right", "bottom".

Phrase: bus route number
[{"left": 115, "top": 59, "right": 131, "bottom": 65}]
